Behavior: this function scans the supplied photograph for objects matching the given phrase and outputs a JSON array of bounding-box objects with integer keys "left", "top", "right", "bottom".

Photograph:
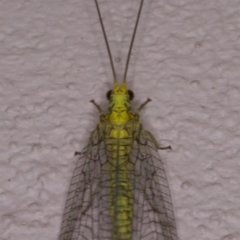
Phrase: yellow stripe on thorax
[{"left": 105, "top": 82, "right": 134, "bottom": 240}]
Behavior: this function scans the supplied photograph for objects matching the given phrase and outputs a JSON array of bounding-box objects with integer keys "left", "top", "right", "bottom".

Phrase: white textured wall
[{"left": 1, "top": 0, "right": 240, "bottom": 239}]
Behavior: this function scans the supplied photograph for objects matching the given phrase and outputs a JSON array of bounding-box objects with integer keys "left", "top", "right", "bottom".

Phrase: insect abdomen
[{"left": 106, "top": 127, "right": 134, "bottom": 240}]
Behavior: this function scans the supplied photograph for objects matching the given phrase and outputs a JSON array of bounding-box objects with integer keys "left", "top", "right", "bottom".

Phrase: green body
[
  {"left": 104, "top": 82, "right": 134, "bottom": 240},
  {"left": 59, "top": 80, "right": 178, "bottom": 240},
  {"left": 59, "top": 1, "right": 178, "bottom": 239}
]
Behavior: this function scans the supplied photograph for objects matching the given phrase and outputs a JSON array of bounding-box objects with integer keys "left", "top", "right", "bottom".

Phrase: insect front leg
[
  {"left": 90, "top": 99, "right": 104, "bottom": 114},
  {"left": 136, "top": 98, "right": 151, "bottom": 113}
]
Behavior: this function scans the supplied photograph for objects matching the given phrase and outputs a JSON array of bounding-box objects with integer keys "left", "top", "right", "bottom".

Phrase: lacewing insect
[{"left": 59, "top": 0, "right": 178, "bottom": 239}]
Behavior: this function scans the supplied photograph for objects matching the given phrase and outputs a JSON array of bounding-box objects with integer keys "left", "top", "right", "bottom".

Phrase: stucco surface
[{"left": 0, "top": 0, "right": 240, "bottom": 239}]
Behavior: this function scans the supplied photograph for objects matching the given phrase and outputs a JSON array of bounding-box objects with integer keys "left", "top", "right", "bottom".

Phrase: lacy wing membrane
[
  {"left": 59, "top": 126, "right": 107, "bottom": 240},
  {"left": 130, "top": 124, "right": 178, "bottom": 240}
]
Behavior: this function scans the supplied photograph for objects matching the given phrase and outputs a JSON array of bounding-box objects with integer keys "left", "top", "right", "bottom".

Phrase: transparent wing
[
  {"left": 130, "top": 125, "right": 178, "bottom": 240},
  {"left": 59, "top": 121, "right": 178, "bottom": 240},
  {"left": 59, "top": 126, "right": 107, "bottom": 240}
]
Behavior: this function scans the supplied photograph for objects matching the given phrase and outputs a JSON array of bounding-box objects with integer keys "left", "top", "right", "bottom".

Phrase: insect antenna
[
  {"left": 123, "top": 0, "right": 144, "bottom": 82},
  {"left": 94, "top": 0, "right": 117, "bottom": 82}
]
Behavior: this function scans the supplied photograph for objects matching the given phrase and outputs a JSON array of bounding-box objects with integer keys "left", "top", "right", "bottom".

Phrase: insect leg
[
  {"left": 74, "top": 151, "right": 81, "bottom": 156},
  {"left": 90, "top": 99, "right": 104, "bottom": 114},
  {"left": 136, "top": 98, "right": 151, "bottom": 113},
  {"left": 74, "top": 128, "right": 100, "bottom": 156},
  {"left": 145, "top": 130, "right": 172, "bottom": 150}
]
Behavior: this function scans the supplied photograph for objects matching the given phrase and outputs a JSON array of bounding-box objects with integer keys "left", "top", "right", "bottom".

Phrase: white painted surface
[{"left": 0, "top": 0, "right": 240, "bottom": 239}]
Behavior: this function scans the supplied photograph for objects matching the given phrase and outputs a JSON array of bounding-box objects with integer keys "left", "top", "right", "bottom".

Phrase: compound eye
[
  {"left": 128, "top": 90, "right": 134, "bottom": 101},
  {"left": 106, "top": 90, "right": 112, "bottom": 100}
]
